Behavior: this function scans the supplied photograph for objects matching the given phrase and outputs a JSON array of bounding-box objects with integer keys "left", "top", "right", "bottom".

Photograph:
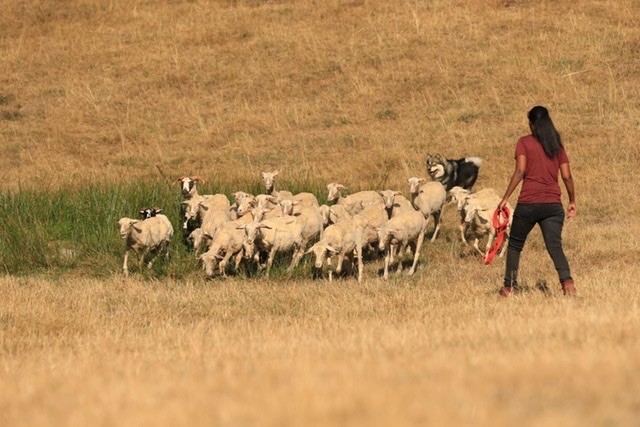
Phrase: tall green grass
[{"left": 0, "top": 179, "right": 329, "bottom": 278}]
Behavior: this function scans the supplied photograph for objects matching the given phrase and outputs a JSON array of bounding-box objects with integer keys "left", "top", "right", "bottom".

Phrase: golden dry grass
[
  {"left": 2, "top": 0, "right": 640, "bottom": 425},
  {"left": 1, "top": 273, "right": 639, "bottom": 427}
]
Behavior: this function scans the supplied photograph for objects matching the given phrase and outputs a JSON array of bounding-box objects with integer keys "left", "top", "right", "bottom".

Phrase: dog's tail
[{"left": 465, "top": 157, "right": 483, "bottom": 168}]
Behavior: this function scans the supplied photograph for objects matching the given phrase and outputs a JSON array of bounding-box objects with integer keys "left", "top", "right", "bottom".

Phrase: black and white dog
[{"left": 425, "top": 154, "right": 483, "bottom": 191}]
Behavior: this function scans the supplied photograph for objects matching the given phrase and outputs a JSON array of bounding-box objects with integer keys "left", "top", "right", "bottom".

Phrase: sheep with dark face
[
  {"left": 139, "top": 207, "right": 162, "bottom": 220},
  {"left": 176, "top": 176, "right": 206, "bottom": 199},
  {"left": 118, "top": 214, "right": 174, "bottom": 277}
]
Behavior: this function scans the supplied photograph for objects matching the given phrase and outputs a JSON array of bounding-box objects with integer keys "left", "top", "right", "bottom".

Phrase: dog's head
[{"left": 426, "top": 154, "right": 447, "bottom": 181}]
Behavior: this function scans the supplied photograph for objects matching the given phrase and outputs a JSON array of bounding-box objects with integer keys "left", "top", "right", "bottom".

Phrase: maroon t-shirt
[{"left": 515, "top": 134, "right": 569, "bottom": 204}]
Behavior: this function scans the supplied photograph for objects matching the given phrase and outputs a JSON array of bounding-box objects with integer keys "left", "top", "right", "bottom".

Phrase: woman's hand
[
  {"left": 566, "top": 202, "right": 577, "bottom": 218},
  {"left": 498, "top": 199, "right": 509, "bottom": 211}
]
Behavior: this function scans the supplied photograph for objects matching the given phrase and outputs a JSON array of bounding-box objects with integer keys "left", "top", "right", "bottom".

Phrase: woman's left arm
[{"left": 498, "top": 154, "right": 526, "bottom": 209}]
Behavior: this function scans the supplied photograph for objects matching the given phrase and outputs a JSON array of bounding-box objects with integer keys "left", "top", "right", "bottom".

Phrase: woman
[{"left": 497, "top": 106, "right": 576, "bottom": 297}]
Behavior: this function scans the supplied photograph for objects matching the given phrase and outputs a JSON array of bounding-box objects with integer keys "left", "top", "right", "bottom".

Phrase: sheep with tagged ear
[
  {"left": 239, "top": 215, "right": 305, "bottom": 278},
  {"left": 306, "top": 220, "right": 360, "bottom": 281},
  {"left": 407, "top": 178, "right": 447, "bottom": 242},
  {"left": 326, "top": 183, "right": 382, "bottom": 215},
  {"left": 118, "top": 214, "right": 174, "bottom": 277},
  {"left": 376, "top": 210, "right": 428, "bottom": 280}
]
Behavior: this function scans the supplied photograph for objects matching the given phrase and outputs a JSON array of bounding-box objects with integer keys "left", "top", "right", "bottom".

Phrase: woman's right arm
[
  {"left": 560, "top": 163, "right": 576, "bottom": 218},
  {"left": 498, "top": 155, "right": 526, "bottom": 209}
]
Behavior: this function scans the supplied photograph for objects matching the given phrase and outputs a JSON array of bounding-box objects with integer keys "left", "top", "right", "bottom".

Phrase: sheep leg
[
  {"left": 335, "top": 252, "right": 346, "bottom": 275},
  {"left": 234, "top": 251, "right": 244, "bottom": 271},
  {"left": 431, "top": 210, "right": 442, "bottom": 242},
  {"left": 397, "top": 243, "right": 408, "bottom": 273},
  {"left": 383, "top": 248, "right": 390, "bottom": 280},
  {"left": 288, "top": 246, "right": 304, "bottom": 272},
  {"left": 408, "top": 228, "right": 426, "bottom": 275},
  {"left": 472, "top": 238, "right": 484, "bottom": 256},
  {"left": 460, "top": 222, "right": 469, "bottom": 244},
  {"left": 123, "top": 249, "right": 130, "bottom": 277},
  {"left": 356, "top": 244, "right": 364, "bottom": 283},
  {"left": 265, "top": 248, "right": 277, "bottom": 278},
  {"left": 327, "top": 255, "right": 333, "bottom": 282},
  {"left": 219, "top": 250, "right": 235, "bottom": 278},
  {"left": 389, "top": 244, "right": 397, "bottom": 264}
]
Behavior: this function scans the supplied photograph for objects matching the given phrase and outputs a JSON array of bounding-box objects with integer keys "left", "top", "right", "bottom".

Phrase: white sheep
[
  {"left": 240, "top": 215, "right": 305, "bottom": 277},
  {"left": 182, "top": 193, "right": 230, "bottom": 230},
  {"left": 306, "top": 220, "right": 360, "bottom": 281},
  {"left": 352, "top": 202, "right": 388, "bottom": 250},
  {"left": 377, "top": 190, "right": 414, "bottom": 219},
  {"left": 407, "top": 178, "right": 447, "bottom": 242},
  {"left": 376, "top": 210, "right": 428, "bottom": 280},
  {"left": 279, "top": 199, "right": 324, "bottom": 250},
  {"left": 328, "top": 204, "right": 354, "bottom": 225},
  {"left": 326, "top": 183, "right": 382, "bottom": 215},
  {"left": 198, "top": 221, "right": 247, "bottom": 278},
  {"left": 449, "top": 187, "right": 512, "bottom": 256},
  {"left": 261, "top": 170, "right": 294, "bottom": 200},
  {"left": 118, "top": 214, "right": 174, "bottom": 276}
]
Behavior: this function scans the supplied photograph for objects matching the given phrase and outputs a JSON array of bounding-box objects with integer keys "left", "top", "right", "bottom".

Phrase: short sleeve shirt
[{"left": 515, "top": 134, "right": 569, "bottom": 204}]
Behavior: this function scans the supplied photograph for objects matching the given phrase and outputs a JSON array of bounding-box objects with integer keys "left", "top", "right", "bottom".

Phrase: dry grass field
[{"left": 1, "top": 0, "right": 640, "bottom": 425}]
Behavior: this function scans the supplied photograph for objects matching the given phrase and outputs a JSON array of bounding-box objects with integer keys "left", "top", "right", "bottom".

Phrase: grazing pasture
[{"left": 1, "top": 0, "right": 639, "bottom": 425}]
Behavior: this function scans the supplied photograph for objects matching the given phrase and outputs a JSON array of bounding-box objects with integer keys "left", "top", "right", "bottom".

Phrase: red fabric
[
  {"left": 515, "top": 134, "right": 569, "bottom": 204},
  {"left": 484, "top": 205, "right": 511, "bottom": 265}
]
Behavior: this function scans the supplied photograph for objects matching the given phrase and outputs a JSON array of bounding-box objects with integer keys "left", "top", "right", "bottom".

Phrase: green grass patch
[{"left": 0, "top": 179, "right": 329, "bottom": 278}]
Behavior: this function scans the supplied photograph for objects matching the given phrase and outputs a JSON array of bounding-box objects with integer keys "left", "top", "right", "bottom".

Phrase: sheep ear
[
  {"left": 132, "top": 224, "right": 143, "bottom": 233},
  {"left": 338, "top": 184, "right": 347, "bottom": 190},
  {"left": 175, "top": 176, "right": 185, "bottom": 182},
  {"left": 394, "top": 191, "right": 402, "bottom": 196},
  {"left": 419, "top": 178, "right": 425, "bottom": 183},
  {"left": 139, "top": 209, "right": 146, "bottom": 215},
  {"left": 292, "top": 200, "right": 300, "bottom": 205},
  {"left": 155, "top": 209, "right": 163, "bottom": 214},
  {"left": 305, "top": 244, "right": 317, "bottom": 255},
  {"left": 273, "top": 170, "right": 279, "bottom": 176},
  {"left": 236, "top": 224, "right": 247, "bottom": 230},
  {"left": 199, "top": 203, "right": 209, "bottom": 211},
  {"left": 203, "top": 231, "right": 213, "bottom": 239},
  {"left": 258, "top": 223, "right": 272, "bottom": 230},
  {"left": 181, "top": 201, "right": 189, "bottom": 205}
]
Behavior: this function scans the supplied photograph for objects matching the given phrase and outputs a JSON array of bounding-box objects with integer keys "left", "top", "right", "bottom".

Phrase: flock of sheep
[{"left": 117, "top": 168, "right": 513, "bottom": 280}]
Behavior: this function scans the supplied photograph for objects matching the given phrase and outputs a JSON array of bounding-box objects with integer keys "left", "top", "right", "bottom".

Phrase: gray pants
[{"left": 504, "top": 203, "right": 572, "bottom": 287}]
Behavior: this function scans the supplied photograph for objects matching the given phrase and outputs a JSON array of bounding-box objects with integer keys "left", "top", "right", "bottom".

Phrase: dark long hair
[{"left": 528, "top": 106, "right": 563, "bottom": 157}]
